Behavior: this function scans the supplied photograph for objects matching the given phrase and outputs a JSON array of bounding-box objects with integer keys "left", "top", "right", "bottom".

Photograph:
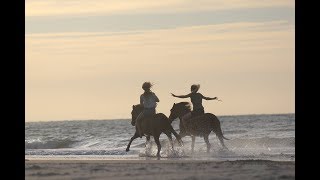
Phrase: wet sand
[{"left": 25, "top": 159, "right": 295, "bottom": 180}]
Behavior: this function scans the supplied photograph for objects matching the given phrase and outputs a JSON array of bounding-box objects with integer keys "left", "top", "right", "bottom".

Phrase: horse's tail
[
  {"left": 207, "top": 114, "right": 229, "bottom": 149},
  {"left": 222, "top": 134, "right": 230, "bottom": 140},
  {"left": 210, "top": 115, "right": 229, "bottom": 140},
  {"left": 218, "top": 125, "right": 230, "bottom": 141},
  {"left": 215, "top": 125, "right": 230, "bottom": 140}
]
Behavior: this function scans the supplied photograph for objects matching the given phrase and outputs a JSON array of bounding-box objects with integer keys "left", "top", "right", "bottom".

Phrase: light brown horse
[
  {"left": 126, "top": 104, "right": 183, "bottom": 158},
  {"left": 169, "top": 102, "right": 229, "bottom": 153}
]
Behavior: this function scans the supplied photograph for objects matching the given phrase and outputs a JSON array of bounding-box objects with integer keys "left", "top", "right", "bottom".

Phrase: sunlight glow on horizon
[{"left": 26, "top": 1, "right": 294, "bottom": 122}]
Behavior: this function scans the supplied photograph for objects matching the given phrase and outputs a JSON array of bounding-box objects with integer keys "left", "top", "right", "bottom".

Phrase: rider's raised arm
[
  {"left": 201, "top": 93, "right": 217, "bottom": 100},
  {"left": 171, "top": 93, "right": 191, "bottom": 98}
]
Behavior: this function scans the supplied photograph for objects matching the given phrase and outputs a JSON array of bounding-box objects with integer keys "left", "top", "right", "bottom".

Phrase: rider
[
  {"left": 171, "top": 84, "right": 218, "bottom": 120},
  {"left": 136, "top": 82, "right": 160, "bottom": 138}
]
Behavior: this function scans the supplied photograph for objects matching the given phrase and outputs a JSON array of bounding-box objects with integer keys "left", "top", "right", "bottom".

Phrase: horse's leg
[
  {"left": 154, "top": 134, "right": 161, "bottom": 159},
  {"left": 204, "top": 135, "right": 211, "bottom": 153},
  {"left": 126, "top": 132, "right": 139, "bottom": 152},
  {"left": 179, "top": 132, "right": 187, "bottom": 139},
  {"left": 191, "top": 136, "right": 196, "bottom": 154},
  {"left": 135, "top": 113, "right": 144, "bottom": 138},
  {"left": 145, "top": 135, "right": 151, "bottom": 148},
  {"left": 168, "top": 126, "right": 183, "bottom": 146},
  {"left": 164, "top": 131, "right": 174, "bottom": 150},
  {"left": 174, "top": 130, "right": 186, "bottom": 145}
]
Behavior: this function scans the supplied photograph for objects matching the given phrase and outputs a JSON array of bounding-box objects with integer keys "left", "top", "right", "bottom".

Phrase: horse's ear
[
  {"left": 174, "top": 103, "right": 176, "bottom": 105},
  {"left": 132, "top": 105, "right": 135, "bottom": 108}
]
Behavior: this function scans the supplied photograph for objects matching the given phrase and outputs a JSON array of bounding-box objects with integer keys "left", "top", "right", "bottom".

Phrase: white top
[{"left": 140, "top": 92, "right": 159, "bottom": 108}]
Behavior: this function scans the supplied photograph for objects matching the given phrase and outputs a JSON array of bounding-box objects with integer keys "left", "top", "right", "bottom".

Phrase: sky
[{"left": 26, "top": 0, "right": 295, "bottom": 122}]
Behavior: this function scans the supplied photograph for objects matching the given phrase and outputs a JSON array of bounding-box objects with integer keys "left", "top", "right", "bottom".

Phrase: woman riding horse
[
  {"left": 169, "top": 102, "right": 229, "bottom": 153},
  {"left": 126, "top": 82, "right": 183, "bottom": 158},
  {"left": 136, "top": 82, "right": 159, "bottom": 138},
  {"left": 126, "top": 104, "right": 183, "bottom": 158}
]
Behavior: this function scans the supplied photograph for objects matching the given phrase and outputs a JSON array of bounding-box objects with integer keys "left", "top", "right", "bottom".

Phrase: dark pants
[
  {"left": 191, "top": 108, "right": 204, "bottom": 118},
  {"left": 142, "top": 108, "right": 156, "bottom": 117}
]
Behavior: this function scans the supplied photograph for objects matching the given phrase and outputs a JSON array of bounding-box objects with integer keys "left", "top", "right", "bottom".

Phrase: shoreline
[
  {"left": 26, "top": 159, "right": 295, "bottom": 180},
  {"left": 26, "top": 158, "right": 295, "bottom": 163}
]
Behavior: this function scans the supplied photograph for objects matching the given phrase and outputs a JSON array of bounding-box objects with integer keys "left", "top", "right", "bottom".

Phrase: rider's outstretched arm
[{"left": 203, "top": 96, "right": 217, "bottom": 100}]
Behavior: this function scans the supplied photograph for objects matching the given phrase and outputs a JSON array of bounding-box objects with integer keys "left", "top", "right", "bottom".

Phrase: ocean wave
[
  {"left": 25, "top": 149, "right": 132, "bottom": 156},
  {"left": 25, "top": 138, "right": 78, "bottom": 149},
  {"left": 224, "top": 130, "right": 248, "bottom": 134},
  {"left": 268, "top": 128, "right": 295, "bottom": 132},
  {"left": 227, "top": 137, "right": 295, "bottom": 148}
]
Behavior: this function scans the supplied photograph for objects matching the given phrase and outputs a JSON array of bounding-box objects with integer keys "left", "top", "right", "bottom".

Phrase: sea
[{"left": 25, "top": 114, "right": 295, "bottom": 161}]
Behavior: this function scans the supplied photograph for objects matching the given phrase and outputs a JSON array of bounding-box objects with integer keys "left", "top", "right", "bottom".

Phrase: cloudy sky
[{"left": 26, "top": 0, "right": 295, "bottom": 122}]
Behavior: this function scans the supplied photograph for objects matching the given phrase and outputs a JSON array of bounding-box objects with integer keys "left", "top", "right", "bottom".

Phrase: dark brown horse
[
  {"left": 126, "top": 104, "right": 183, "bottom": 158},
  {"left": 169, "top": 102, "right": 229, "bottom": 153}
]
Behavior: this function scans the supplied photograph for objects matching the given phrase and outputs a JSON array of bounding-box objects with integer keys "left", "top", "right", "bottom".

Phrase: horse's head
[
  {"left": 169, "top": 102, "right": 192, "bottom": 121},
  {"left": 131, "top": 104, "right": 143, "bottom": 126}
]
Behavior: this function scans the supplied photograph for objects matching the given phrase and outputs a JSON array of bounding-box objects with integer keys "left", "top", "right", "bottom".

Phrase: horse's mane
[
  {"left": 133, "top": 104, "right": 143, "bottom": 110},
  {"left": 175, "top": 102, "right": 192, "bottom": 111}
]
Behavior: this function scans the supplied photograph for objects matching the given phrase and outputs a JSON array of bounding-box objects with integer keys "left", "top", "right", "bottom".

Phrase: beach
[
  {"left": 25, "top": 159, "right": 295, "bottom": 180},
  {"left": 25, "top": 114, "right": 295, "bottom": 179}
]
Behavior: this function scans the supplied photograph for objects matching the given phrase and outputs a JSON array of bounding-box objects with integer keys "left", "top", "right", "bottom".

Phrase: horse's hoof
[{"left": 126, "top": 148, "right": 129, "bottom": 152}]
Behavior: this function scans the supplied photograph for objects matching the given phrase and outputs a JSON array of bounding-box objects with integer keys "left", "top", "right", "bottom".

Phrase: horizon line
[{"left": 26, "top": 112, "right": 295, "bottom": 123}]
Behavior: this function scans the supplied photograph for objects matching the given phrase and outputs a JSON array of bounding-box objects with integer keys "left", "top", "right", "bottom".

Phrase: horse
[
  {"left": 126, "top": 104, "right": 183, "bottom": 158},
  {"left": 169, "top": 102, "right": 229, "bottom": 153}
]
